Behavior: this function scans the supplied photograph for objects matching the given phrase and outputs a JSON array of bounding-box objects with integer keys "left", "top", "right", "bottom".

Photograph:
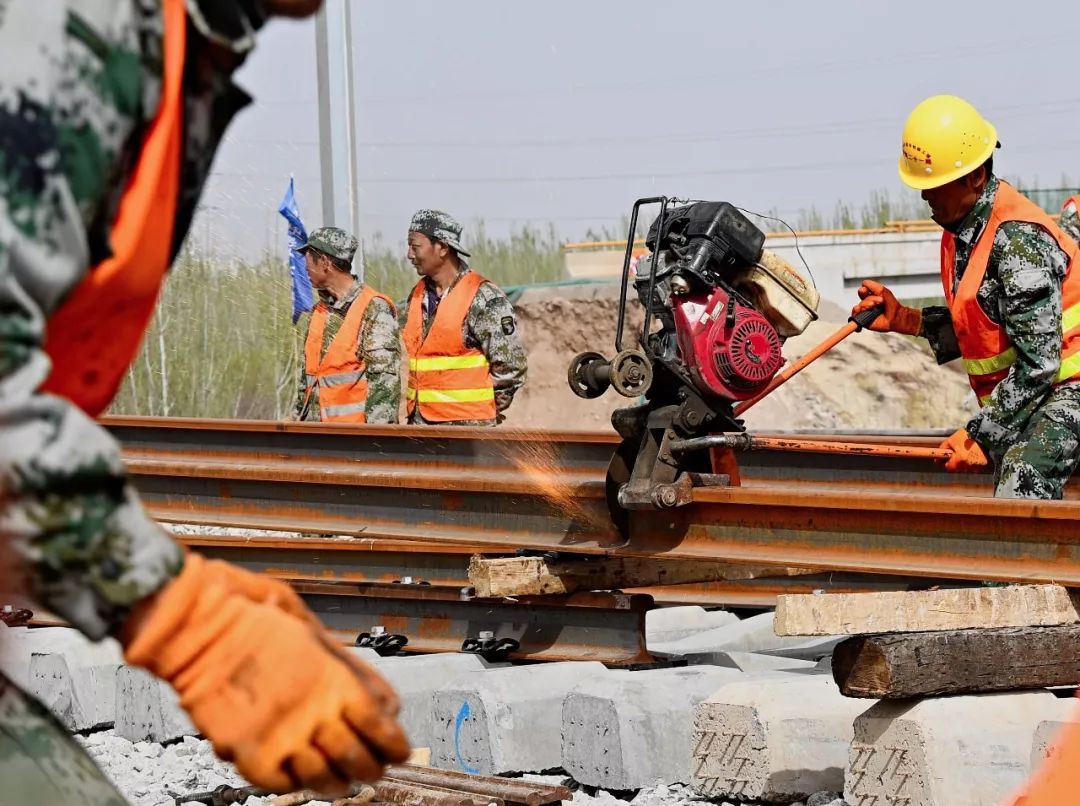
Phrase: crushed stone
[
  {"left": 75, "top": 733, "right": 850, "bottom": 806},
  {"left": 77, "top": 730, "right": 251, "bottom": 806}
]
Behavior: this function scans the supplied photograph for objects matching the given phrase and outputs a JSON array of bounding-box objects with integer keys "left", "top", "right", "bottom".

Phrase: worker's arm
[
  {"left": 0, "top": 3, "right": 184, "bottom": 639},
  {"left": 293, "top": 318, "right": 312, "bottom": 419},
  {"left": 466, "top": 282, "right": 527, "bottom": 413},
  {"left": 966, "top": 222, "right": 1069, "bottom": 454},
  {"left": 359, "top": 297, "right": 402, "bottom": 424},
  {"left": 918, "top": 306, "right": 962, "bottom": 364}
]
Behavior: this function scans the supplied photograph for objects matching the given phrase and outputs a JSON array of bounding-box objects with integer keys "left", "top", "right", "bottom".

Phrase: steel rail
[
  {"left": 151, "top": 475, "right": 1080, "bottom": 583},
  {"left": 631, "top": 487, "right": 1080, "bottom": 584},
  {"left": 112, "top": 415, "right": 1041, "bottom": 500},
  {"left": 297, "top": 582, "right": 653, "bottom": 665},
  {"left": 382, "top": 765, "right": 572, "bottom": 805},
  {"left": 111, "top": 417, "right": 1080, "bottom": 585},
  {"left": 111, "top": 415, "right": 1062, "bottom": 496},
  {"left": 172, "top": 766, "right": 570, "bottom": 806},
  {"left": 174, "top": 533, "right": 949, "bottom": 607}
]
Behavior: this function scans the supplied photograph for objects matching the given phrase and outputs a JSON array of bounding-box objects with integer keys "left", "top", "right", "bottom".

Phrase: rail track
[
  {"left": 172, "top": 763, "right": 571, "bottom": 806},
  {"left": 106, "top": 416, "right": 1080, "bottom": 664}
]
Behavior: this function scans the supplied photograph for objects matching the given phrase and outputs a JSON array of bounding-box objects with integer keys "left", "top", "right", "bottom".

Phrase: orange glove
[
  {"left": 938, "top": 428, "right": 989, "bottom": 473},
  {"left": 123, "top": 554, "right": 409, "bottom": 796},
  {"left": 851, "top": 280, "right": 923, "bottom": 335}
]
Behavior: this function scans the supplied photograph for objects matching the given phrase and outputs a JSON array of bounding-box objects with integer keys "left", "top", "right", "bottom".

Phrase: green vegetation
[
  {"left": 787, "top": 188, "right": 929, "bottom": 231},
  {"left": 758, "top": 178, "right": 1076, "bottom": 232},
  {"left": 110, "top": 249, "right": 304, "bottom": 420}
]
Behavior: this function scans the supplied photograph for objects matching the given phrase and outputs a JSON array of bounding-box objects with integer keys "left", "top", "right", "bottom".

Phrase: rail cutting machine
[{"left": 567, "top": 197, "right": 825, "bottom": 534}]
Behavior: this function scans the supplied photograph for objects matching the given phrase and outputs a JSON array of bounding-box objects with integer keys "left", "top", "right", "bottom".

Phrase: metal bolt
[
  {"left": 654, "top": 485, "right": 678, "bottom": 508},
  {"left": 478, "top": 631, "right": 495, "bottom": 641},
  {"left": 370, "top": 626, "right": 386, "bottom": 636}
]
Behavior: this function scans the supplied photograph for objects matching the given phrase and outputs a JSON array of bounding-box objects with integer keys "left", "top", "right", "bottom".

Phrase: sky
[{"left": 191, "top": 0, "right": 1080, "bottom": 258}]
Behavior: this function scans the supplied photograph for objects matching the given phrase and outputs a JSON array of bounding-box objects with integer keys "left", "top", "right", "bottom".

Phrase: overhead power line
[{"left": 229, "top": 97, "right": 1080, "bottom": 152}]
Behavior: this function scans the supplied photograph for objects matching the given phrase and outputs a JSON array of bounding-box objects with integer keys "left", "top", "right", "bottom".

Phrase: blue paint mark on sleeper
[{"left": 454, "top": 700, "right": 480, "bottom": 774}]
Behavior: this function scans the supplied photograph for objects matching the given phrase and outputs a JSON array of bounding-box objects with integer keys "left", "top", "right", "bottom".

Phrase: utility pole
[{"left": 315, "top": 0, "right": 363, "bottom": 278}]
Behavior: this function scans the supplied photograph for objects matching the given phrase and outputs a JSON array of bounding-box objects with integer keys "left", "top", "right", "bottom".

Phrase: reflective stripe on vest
[
  {"left": 941, "top": 181, "right": 1080, "bottom": 407},
  {"left": 320, "top": 369, "right": 367, "bottom": 387},
  {"left": 408, "top": 354, "right": 490, "bottom": 372},
  {"left": 41, "top": 0, "right": 186, "bottom": 416},
  {"left": 406, "top": 387, "right": 496, "bottom": 403},
  {"left": 303, "top": 285, "right": 393, "bottom": 423},
  {"left": 963, "top": 347, "right": 1017, "bottom": 378},
  {"left": 321, "top": 400, "right": 368, "bottom": 419},
  {"left": 401, "top": 271, "right": 497, "bottom": 423},
  {"left": 965, "top": 303, "right": 1080, "bottom": 382},
  {"left": 975, "top": 349, "right": 1080, "bottom": 405}
]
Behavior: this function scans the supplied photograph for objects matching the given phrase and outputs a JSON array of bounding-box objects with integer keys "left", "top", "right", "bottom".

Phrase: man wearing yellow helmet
[{"left": 851, "top": 94, "right": 1080, "bottom": 499}]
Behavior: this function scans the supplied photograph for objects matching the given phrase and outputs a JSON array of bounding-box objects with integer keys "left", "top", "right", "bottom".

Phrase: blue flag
[{"left": 278, "top": 176, "right": 314, "bottom": 324}]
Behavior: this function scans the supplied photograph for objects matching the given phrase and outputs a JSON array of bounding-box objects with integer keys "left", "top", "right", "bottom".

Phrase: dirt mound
[{"left": 503, "top": 283, "right": 977, "bottom": 432}]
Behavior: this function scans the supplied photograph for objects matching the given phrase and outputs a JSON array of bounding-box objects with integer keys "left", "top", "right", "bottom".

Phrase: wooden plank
[
  {"left": 468, "top": 555, "right": 816, "bottom": 598},
  {"left": 832, "top": 625, "right": 1080, "bottom": 698},
  {"left": 775, "top": 585, "right": 1080, "bottom": 636}
]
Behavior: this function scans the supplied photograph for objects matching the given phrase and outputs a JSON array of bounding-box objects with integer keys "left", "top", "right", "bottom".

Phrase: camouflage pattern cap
[
  {"left": 299, "top": 226, "right": 359, "bottom": 264},
  {"left": 409, "top": 209, "right": 471, "bottom": 257}
]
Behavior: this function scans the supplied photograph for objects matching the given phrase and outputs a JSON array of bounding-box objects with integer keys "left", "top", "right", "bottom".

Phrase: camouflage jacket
[
  {"left": 294, "top": 281, "right": 402, "bottom": 424},
  {"left": 402, "top": 268, "right": 527, "bottom": 426},
  {"left": 920, "top": 176, "right": 1072, "bottom": 455},
  {"left": 0, "top": 1, "right": 267, "bottom": 640}
]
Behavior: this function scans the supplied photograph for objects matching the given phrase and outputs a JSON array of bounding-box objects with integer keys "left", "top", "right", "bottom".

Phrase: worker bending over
[
  {"left": 294, "top": 226, "right": 401, "bottom": 423},
  {"left": 402, "top": 210, "right": 527, "bottom": 425},
  {"left": 852, "top": 95, "right": 1080, "bottom": 499}
]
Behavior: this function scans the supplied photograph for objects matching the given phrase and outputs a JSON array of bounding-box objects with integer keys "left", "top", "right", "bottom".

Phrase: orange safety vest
[
  {"left": 941, "top": 181, "right": 1080, "bottom": 406},
  {"left": 41, "top": 0, "right": 186, "bottom": 417},
  {"left": 402, "top": 272, "right": 496, "bottom": 422},
  {"left": 1010, "top": 703, "right": 1080, "bottom": 804},
  {"left": 302, "top": 286, "right": 393, "bottom": 423}
]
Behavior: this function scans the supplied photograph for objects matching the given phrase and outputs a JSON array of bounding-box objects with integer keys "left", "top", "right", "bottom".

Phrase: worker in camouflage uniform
[
  {"left": 293, "top": 226, "right": 401, "bottom": 424},
  {"left": 402, "top": 210, "right": 527, "bottom": 426},
  {"left": 0, "top": 2, "right": 408, "bottom": 804},
  {"left": 852, "top": 95, "right": 1080, "bottom": 499}
]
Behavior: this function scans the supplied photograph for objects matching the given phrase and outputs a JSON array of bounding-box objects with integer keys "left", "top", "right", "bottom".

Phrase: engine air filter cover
[{"left": 715, "top": 315, "right": 783, "bottom": 388}]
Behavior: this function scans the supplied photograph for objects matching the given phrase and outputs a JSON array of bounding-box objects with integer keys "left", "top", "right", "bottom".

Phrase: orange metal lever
[
  {"left": 734, "top": 321, "right": 858, "bottom": 417},
  {"left": 672, "top": 433, "right": 952, "bottom": 462},
  {"left": 734, "top": 305, "right": 884, "bottom": 417},
  {"left": 737, "top": 435, "right": 951, "bottom": 461}
]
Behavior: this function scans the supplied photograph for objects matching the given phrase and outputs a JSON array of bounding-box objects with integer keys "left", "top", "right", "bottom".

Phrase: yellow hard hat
[{"left": 898, "top": 95, "right": 997, "bottom": 190}]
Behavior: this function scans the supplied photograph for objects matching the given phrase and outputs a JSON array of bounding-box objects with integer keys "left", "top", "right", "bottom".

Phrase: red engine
[{"left": 671, "top": 285, "right": 783, "bottom": 401}]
